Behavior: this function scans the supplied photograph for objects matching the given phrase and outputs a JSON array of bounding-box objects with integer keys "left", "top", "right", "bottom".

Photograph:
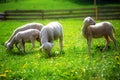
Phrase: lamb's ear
[
  {"left": 84, "top": 18, "right": 89, "bottom": 23},
  {"left": 87, "top": 18, "right": 90, "bottom": 22}
]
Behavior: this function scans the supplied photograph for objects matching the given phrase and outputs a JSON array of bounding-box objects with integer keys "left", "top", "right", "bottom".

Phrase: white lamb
[
  {"left": 5, "top": 22, "right": 44, "bottom": 47},
  {"left": 39, "top": 22, "right": 63, "bottom": 57},
  {"left": 6, "top": 29, "right": 40, "bottom": 53},
  {"left": 82, "top": 17, "right": 117, "bottom": 53}
]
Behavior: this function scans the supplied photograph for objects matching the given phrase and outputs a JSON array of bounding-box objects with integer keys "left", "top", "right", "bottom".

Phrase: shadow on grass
[
  {"left": 94, "top": 45, "right": 111, "bottom": 52},
  {"left": 51, "top": 50, "right": 65, "bottom": 57},
  {"left": 0, "top": 42, "right": 5, "bottom": 46},
  {"left": 89, "top": 45, "right": 113, "bottom": 58},
  {"left": 40, "top": 50, "right": 65, "bottom": 59},
  {"left": 6, "top": 49, "right": 39, "bottom": 56}
]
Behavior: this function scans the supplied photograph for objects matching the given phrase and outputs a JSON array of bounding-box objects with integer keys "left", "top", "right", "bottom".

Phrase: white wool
[
  {"left": 6, "top": 29, "right": 40, "bottom": 53},
  {"left": 5, "top": 22, "right": 44, "bottom": 47},
  {"left": 82, "top": 17, "right": 117, "bottom": 53},
  {"left": 40, "top": 22, "right": 63, "bottom": 56}
]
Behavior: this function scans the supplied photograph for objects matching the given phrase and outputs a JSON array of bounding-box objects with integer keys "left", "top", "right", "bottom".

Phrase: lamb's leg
[
  {"left": 22, "top": 41, "right": 25, "bottom": 53},
  {"left": 59, "top": 35, "right": 63, "bottom": 52},
  {"left": 19, "top": 40, "right": 25, "bottom": 53},
  {"left": 15, "top": 43, "right": 21, "bottom": 52},
  {"left": 36, "top": 37, "right": 41, "bottom": 45},
  {"left": 87, "top": 37, "right": 91, "bottom": 53},
  {"left": 30, "top": 39, "right": 35, "bottom": 51},
  {"left": 103, "top": 36, "right": 110, "bottom": 51},
  {"left": 109, "top": 34, "right": 118, "bottom": 50},
  {"left": 30, "top": 42, "right": 35, "bottom": 51}
]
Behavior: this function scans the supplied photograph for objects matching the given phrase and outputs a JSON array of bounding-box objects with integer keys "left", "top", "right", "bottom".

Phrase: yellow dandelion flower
[
  {"left": 55, "top": 63, "right": 60, "bottom": 67},
  {"left": 115, "top": 56, "right": 119, "bottom": 61},
  {"left": 117, "top": 62, "right": 120, "bottom": 65},
  {"left": 36, "top": 53, "right": 41, "bottom": 58},
  {"left": 0, "top": 73, "right": 6, "bottom": 77},
  {"left": 22, "top": 64, "right": 27, "bottom": 69},
  {"left": 4, "top": 69, "right": 12, "bottom": 73},
  {"left": 85, "top": 54, "right": 89, "bottom": 60}
]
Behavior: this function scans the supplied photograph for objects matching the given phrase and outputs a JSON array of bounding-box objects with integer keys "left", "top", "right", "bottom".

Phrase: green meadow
[
  {"left": 0, "top": 0, "right": 92, "bottom": 12},
  {"left": 0, "top": 0, "right": 120, "bottom": 80}
]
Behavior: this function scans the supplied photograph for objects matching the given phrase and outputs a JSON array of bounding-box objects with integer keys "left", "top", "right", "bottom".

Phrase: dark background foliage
[
  {"left": 68, "top": 0, "right": 120, "bottom": 5},
  {"left": 0, "top": 0, "right": 120, "bottom": 4}
]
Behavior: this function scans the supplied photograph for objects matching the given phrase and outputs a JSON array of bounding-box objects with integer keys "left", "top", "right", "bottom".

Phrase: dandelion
[
  {"left": 22, "top": 64, "right": 27, "bottom": 69},
  {"left": 85, "top": 54, "right": 89, "bottom": 60},
  {"left": 117, "top": 62, "right": 120, "bottom": 65},
  {"left": 4, "top": 69, "right": 12, "bottom": 73},
  {"left": 35, "top": 53, "right": 41, "bottom": 58},
  {"left": 115, "top": 55, "right": 119, "bottom": 61},
  {"left": 55, "top": 63, "right": 60, "bottom": 67},
  {"left": 0, "top": 73, "right": 6, "bottom": 77}
]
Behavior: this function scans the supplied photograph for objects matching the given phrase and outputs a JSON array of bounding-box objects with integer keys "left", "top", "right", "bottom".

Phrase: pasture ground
[{"left": 0, "top": 19, "right": 120, "bottom": 80}]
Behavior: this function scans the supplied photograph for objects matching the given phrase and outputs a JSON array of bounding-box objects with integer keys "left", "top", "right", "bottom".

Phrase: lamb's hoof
[
  {"left": 39, "top": 49, "right": 42, "bottom": 52},
  {"left": 102, "top": 49, "right": 105, "bottom": 52},
  {"left": 19, "top": 51, "right": 25, "bottom": 54},
  {"left": 6, "top": 49, "right": 12, "bottom": 53},
  {"left": 108, "top": 46, "right": 111, "bottom": 49},
  {"left": 60, "top": 50, "right": 65, "bottom": 55},
  {"left": 100, "top": 49, "right": 103, "bottom": 52},
  {"left": 115, "top": 47, "right": 118, "bottom": 51},
  {"left": 47, "top": 54, "right": 51, "bottom": 57}
]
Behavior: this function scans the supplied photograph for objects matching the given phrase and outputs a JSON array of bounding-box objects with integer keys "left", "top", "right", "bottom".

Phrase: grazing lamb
[
  {"left": 39, "top": 22, "right": 63, "bottom": 57},
  {"left": 5, "top": 22, "right": 44, "bottom": 47},
  {"left": 6, "top": 29, "right": 40, "bottom": 53},
  {"left": 82, "top": 17, "right": 117, "bottom": 53}
]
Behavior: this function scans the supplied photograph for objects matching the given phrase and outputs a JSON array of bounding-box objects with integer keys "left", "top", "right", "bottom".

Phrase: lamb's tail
[{"left": 112, "top": 26, "right": 116, "bottom": 34}]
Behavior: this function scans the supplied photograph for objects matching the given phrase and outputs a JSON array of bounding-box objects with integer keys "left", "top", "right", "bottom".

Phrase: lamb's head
[
  {"left": 83, "top": 17, "right": 96, "bottom": 26},
  {"left": 40, "top": 42, "right": 53, "bottom": 56},
  {"left": 6, "top": 42, "right": 13, "bottom": 50}
]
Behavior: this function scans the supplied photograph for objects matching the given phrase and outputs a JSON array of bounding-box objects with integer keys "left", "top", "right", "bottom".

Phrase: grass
[
  {"left": 0, "top": 0, "right": 94, "bottom": 12},
  {"left": 0, "top": 0, "right": 120, "bottom": 12},
  {"left": 0, "top": 19, "right": 120, "bottom": 80}
]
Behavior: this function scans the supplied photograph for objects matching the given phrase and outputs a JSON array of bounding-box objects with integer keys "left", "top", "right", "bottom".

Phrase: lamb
[
  {"left": 82, "top": 17, "right": 117, "bottom": 53},
  {"left": 5, "top": 22, "right": 44, "bottom": 47},
  {"left": 39, "top": 22, "right": 63, "bottom": 57},
  {"left": 6, "top": 29, "right": 41, "bottom": 53}
]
